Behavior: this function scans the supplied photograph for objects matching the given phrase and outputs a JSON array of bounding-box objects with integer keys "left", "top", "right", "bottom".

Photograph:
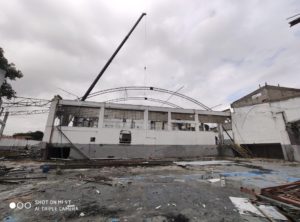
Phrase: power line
[
  {"left": 1, "top": 96, "right": 51, "bottom": 116},
  {"left": 0, "top": 109, "right": 49, "bottom": 116},
  {"left": 2, "top": 96, "right": 50, "bottom": 108}
]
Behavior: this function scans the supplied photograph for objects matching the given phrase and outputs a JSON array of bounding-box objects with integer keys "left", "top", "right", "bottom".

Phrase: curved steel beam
[
  {"left": 105, "top": 97, "right": 182, "bottom": 108},
  {"left": 85, "top": 86, "right": 210, "bottom": 110}
]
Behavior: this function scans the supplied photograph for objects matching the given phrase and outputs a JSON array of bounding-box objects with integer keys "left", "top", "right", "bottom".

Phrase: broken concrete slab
[
  {"left": 258, "top": 205, "right": 288, "bottom": 221},
  {"left": 229, "top": 197, "right": 264, "bottom": 217}
]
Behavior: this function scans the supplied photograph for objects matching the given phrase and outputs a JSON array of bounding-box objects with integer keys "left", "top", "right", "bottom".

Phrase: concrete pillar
[
  {"left": 168, "top": 111, "right": 172, "bottom": 131},
  {"left": 144, "top": 109, "right": 148, "bottom": 130},
  {"left": 42, "top": 96, "right": 60, "bottom": 143},
  {"left": 217, "top": 123, "right": 224, "bottom": 145},
  {"left": 195, "top": 112, "right": 199, "bottom": 132},
  {"left": 98, "top": 105, "right": 105, "bottom": 128},
  {"left": 41, "top": 97, "right": 60, "bottom": 160}
]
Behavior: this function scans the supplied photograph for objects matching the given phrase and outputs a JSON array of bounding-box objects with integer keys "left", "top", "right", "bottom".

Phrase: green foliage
[
  {"left": 13, "top": 131, "right": 44, "bottom": 141},
  {"left": 0, "top": 47, "right": 23, "bottom": 100}
]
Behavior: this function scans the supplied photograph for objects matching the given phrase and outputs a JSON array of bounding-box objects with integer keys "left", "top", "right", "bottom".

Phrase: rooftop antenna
[{"left": 81, "top": 13, "right": 147, "bottom": 101}]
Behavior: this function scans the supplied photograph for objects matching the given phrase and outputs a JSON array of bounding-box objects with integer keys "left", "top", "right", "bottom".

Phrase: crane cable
[{"left": 143, "top": 15, "right": 148, "bottom": 98}]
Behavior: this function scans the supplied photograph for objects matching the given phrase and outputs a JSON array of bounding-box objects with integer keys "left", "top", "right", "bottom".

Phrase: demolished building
[
  {"left": 231, "top": 84, "right": 300, "bottom": 161},
  {"left": 41, "top": 84, "right": 300, "bottom": 162},
  {"left": 42, "top": 97, "right": 232, "bottom": 159}
]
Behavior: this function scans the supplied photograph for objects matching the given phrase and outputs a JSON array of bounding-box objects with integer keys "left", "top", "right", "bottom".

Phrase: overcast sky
[{"left": 1, "top": 0, "right": 300, "bottom": 135}]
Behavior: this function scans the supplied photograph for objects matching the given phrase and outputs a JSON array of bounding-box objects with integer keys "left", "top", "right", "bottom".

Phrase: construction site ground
[{"left": 0, "top": 158, "right": 299, "bottom": 222}]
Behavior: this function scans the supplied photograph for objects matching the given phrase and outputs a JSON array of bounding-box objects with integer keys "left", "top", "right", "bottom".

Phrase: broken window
[
  {"left": 119, "top": 130, "right": 132, "bottom": 144},
  {"left": 171, "top": 112, "right": 196, "bottom": 131},
  {"left": 172, "top": 123, "right": 196, "bottom": 131},
  {"left": 148, "top": 111, "right": 168, "bottom": 130},
  {"left": 198, "top": 115, "right": 230, "bottom": 132},
  {"left": 55, "top": 105, "right": 100, "bottom": 128},
  {"left": 198, "top": 123, "right": 210, "bottom": 131},
  {"left": 171, "top": 112, "right": 195, "bottom": 121},
  {"left": 103, "top": 108, "right": 144, "bottom": 129}
]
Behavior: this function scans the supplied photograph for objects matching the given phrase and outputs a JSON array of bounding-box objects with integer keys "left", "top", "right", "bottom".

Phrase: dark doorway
[
  {"left": 241, "top": 143, "right": 284, "bottom": 159},
  {"left": 48, "top": 146, "right": 70, "bottom": 158}
]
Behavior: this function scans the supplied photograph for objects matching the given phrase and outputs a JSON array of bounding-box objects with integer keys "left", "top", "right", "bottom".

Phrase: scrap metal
[{"left": 260, "top": 181, "right": 300, "bottom": 207}]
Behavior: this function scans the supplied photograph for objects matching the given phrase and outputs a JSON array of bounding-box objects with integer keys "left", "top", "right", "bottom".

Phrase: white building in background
[
  {"left": 42, "top": 97, "right": 231, "bottom": 159},
  {"left": 231, "top": 84, "right": 300, "bottom": 161}
]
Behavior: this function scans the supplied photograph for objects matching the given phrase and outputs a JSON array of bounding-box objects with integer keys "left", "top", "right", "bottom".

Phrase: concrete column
[
  {"left": 195, "top": 112, "right": 199, "bottom": 132},
  {"left": 217, "top": 123, "right": 224, "bottom": 145},
  {"left": 168, "top": 111, "right": 172, "bottom": 131},
  {"left": 276, "top": 112, "right": 292, "bottom": 161},
  {"left": 144, "top": 109, "right": 148, "bottom": 130},
  {"left": 98, "top": 105, "right": 105, "bottom": 128},
  {"left": 42, "top": 96, "right": 60, "bottom": 143}
]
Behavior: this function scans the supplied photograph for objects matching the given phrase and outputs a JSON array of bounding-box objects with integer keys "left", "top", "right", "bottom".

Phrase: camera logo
[{"left": 9, "top": 202, "right": 31, "bottom": 210}]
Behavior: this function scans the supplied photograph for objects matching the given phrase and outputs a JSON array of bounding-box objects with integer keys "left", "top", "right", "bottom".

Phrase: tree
[
  {"left": 0, "top": 47, "right": 23, "bottom": 99},
  {"left": 13, "top": 131, "right": 44, "bottom": 141}
]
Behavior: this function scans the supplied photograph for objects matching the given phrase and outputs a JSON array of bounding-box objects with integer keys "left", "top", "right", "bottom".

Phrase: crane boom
[{"left": 81, "top": 13, "right": 147, "bottom": 101}]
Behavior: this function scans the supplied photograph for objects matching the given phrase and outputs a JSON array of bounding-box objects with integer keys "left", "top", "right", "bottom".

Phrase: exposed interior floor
[{"left": 0, "top": 158, "right": 299, "bottom": 222}]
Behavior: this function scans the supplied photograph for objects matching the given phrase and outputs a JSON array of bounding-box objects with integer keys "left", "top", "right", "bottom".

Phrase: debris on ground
[
  {"left": 229, "top": 197, "right": 265, "bottom": 217},
  {"left": 229, "top": 196, "right": 290, "bottom": 221},
  {"left": 208, "top": 178, "right": 221, "bottom": 183},
  {"left": 175, "top": 160, "right": 233, "bottom": 167},
  {"left": 0, "top": 158, "right": 299, "bottom": 221},
  {"left": 258, "top": 205, "right": 288, "bottom": 221}
]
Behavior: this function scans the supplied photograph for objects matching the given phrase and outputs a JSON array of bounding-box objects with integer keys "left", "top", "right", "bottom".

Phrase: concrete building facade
[
  {"left": 42, "top": 97, "right": 231, "bottom": 159},
  {"left": 231, "top": 85, "right": 300, "bottom": 161}
]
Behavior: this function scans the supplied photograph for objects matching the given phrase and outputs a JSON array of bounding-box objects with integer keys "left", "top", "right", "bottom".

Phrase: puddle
[{"left": 220, "top": 169, "right": 272, "bottom": 178}]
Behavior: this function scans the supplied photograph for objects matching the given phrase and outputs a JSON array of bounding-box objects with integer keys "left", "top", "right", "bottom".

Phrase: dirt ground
[{"left": 0, "top": 158, "right": 299, "bottom": 222}]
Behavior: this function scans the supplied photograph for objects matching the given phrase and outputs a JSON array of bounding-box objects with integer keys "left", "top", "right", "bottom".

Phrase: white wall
[
  {"left": 51, "top": 127, "right": 217, "bottom": 145},
  {"left": 43, "top": 99, "right": 229, "bottom": 146},
  {"left": 0, "top": 138, "right": 40, "bottom": 149},
  {"left": 232, "top": 97, "right": 300, "bottom": 145}
]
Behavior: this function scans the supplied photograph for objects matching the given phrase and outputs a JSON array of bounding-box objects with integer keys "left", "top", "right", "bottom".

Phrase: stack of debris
[
  {"left": 0, "top": 165, "right": 46, "bottom": 184},
  {"left": 236, "top": 181, "right": 300, "bottom": 221},
  {"left": 259, "top": 181, "right": 300, "bottom": 221},
  {"left": 230, "top": 197, "right": 289, "bottom": 221},
  {"left": 0, "top": 145, "right": 41, "bottom": 159},
  {"left": 77, "top": 174, "right": 113, "bottom": 186},
  {"left": 0, "top": 165, "right": 13, "bottom": 176}
]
